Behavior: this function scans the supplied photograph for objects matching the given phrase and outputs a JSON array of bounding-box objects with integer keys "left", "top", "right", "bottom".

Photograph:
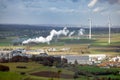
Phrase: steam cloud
[
  {"left": 68, "top": 31, "right": 75, "bottom": 38},
  {"left": 78, "top": 29, "right": 85, "bottom": 36},
  {"left": 22, "top": 27, "right": 69, "bottom": 44},
  {"left": 88, "top": 0, "right": 98, "bottom": 8}
]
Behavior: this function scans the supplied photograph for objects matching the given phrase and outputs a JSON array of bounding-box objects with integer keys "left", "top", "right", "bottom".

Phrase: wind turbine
[
  {"left": 108, "top": 16, "right": 111, "bottom": 44},
  {"left": 88, "top": 18, "right": 92, "bottom": 39}
]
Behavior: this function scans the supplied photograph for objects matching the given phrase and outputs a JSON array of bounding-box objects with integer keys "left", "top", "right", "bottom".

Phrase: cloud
[
  {"left": 0, "top": 0, "right": 12, "bottom": 9},
  {"left": 71, "top": 0, "right": 79, "bottom": 3},
  {"left": 99, "top": 0, "right": 120, "bottom": 5},
  {"left": 93, "top": 7, "right": 107, "bottom": 13},
  {"left": 0, "top": 0, "right": 120, "bottom": 26},
  {"left": 88, "top": 0, "right": 98, "bottom": 8},
  {"left": 108, "top": 0, "right": 120, "bottom": 4},
  {"left": 49, "top": 7, "right": 79, "bottom": 13},
  {"left": 48, "top": 0, "right": 79, "bottom": 3},
  {"left": 93, "top": 7, "right": 100, "bottom": 12},
  {"left": 116, "top": 10, "right": 120, "bottom": 14}
]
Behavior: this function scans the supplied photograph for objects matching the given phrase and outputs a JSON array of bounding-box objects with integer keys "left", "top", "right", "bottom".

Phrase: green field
[
  {"left": 0, "top": 62, "right": 120, "bottom": 80},
  {"left": 0, "top": 62, "right": 74, "bottom": 80},
  {"left": 0, "top": 33, "right": 120, "bottom": 46},
  {"left": 0, "top": 33, "right": 120, "bottom": 55},
  {"left": 76, "top": 66, "right": 120, "bottom": 80}
]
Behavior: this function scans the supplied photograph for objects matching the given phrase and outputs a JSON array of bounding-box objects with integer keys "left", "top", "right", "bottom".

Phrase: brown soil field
[{"left": 30, "top": 71, "right": 73, "bottom": 79}]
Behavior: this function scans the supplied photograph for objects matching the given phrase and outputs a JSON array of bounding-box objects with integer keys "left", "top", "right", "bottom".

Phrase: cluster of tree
[
  {"left": 31, "top": 56, "right": 67, "bottom": 67},
  {"left": 93, "top": 77, "right": 120, "bottom": 80},
  {"left": 0, "top": 55, "right": 68, "bottom": 67},
  {"left": 0, "top": 65, "right": 9, "bottom": 71},
  {"left": 16, "top": 66, "right": 27, "bottom": 69},
  {"left": 92, "top": 70, "right": 119, "bottom": 75},
  {"left": 0, "top": 56, "right": 29, "bottom": 63},
  {"left": 73, "top": 70, "right": 119, "bottom": 80},
  {"left": 10, "top": 56, "right": 29, "bottom": 62}
]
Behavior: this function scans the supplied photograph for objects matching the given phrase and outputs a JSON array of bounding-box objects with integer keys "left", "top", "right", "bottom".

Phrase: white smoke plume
[
  {"left": 78, "top": 29, "right": 85, "bottom": 36},
  {"left": 68, "top": 31, "right": 75, "bottom": 38},
  {"left": 22, "top": 27, "right": 69, "bottom": 44},
  {"left": 88, "top": 0, "right": 98, "bottom": 8}
]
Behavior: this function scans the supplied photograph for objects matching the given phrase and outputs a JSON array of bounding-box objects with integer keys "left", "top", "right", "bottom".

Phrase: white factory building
[{"left": 61, "top": 54, "right": 106, "bottom": 65}]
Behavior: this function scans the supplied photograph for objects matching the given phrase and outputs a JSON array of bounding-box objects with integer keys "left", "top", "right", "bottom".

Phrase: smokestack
[
  {"left": 108, "top": 16, "right": 111, "bottom": 44},
  {"left": 88, "top": 18, "right": 92, "bottom": 39}
]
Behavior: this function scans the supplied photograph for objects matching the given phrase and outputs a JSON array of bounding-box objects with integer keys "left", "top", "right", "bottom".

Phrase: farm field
[
  {"left": 0, "top": 33, "right": 120, "bottom": 55},
  {"left": 0, "top": 62, "right": 120, "bottom": 80},
  {"left": 0, "top": 62, "right": 74, "bottom": 80}
]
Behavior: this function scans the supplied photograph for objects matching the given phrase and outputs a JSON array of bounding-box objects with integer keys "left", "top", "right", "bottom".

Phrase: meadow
[
  {"left": 0, "top": 62, "right": 120, "bottom": 80},
  {"left": 0, "top": 62, "right": 74, "bottom": 80}
]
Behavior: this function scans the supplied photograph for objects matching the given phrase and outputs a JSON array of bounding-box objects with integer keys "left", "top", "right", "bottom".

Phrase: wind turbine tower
[
  {"left": 88, "top": 18, "right": 92, "bottom": 39},
  {"left": 108, "top": 16, "right": 111, "bottom": 44}
]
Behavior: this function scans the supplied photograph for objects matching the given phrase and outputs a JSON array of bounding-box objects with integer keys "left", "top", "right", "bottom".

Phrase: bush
[
  {"left": 34, "top": 56, "right": 62, "bottom": 67},
  {"left": 20, "top": 72, "right": 26, "bottom": 75},
  {"left": 73, "top": 72, "right": 79, "bottom": 79},
  {"left": 0, "top": 65, "right": 9, "bottom": 71},
  {"left": 10, "top": 55, "right": 29, "bottom": 62},
  {"left": 16, "top": 66, "right": 27, "bottom": 69}
]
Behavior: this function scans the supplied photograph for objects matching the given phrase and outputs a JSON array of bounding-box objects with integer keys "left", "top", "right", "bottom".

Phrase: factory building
[{"left": 61, "top": 54, "right": 106, "bottom": 65}]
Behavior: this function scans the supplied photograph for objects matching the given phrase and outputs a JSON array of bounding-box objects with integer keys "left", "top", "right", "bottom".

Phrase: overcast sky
[{"left": 0, "top": 0, "right": 120, "bottom": 26}]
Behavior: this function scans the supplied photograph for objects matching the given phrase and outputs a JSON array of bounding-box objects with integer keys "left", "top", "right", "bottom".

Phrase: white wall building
[
  {"left": 62, "top": 55, "right": 91, "bottom": 64},
  {"left": 61, "top": 54, "right": 106, "bottom": 65},
  {"left": 89, "top": 54, "right": 106, "bottom": 64}
]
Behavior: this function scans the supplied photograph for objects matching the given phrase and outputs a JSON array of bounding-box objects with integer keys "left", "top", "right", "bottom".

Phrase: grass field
[
  {"left": 0, "top": 71, "right": 24, "bottom": 80},
  {"left": 0, "top": 62, "right": 75, "bottom": 80},
  {"left": 0, "top": 62, "right": 120, "bottom": 80},
  {"left": 76, "top": 65, "right": 120, "bottom": 80},
  {"left": 77, "top": 65, "right": 120, "bottom": 73},
  {"left": 0, "top": 33, "right": 120, "bottom": 55}
]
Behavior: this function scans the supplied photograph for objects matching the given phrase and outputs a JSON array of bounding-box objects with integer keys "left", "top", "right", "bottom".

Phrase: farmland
[
  {"left": 0, "top": 62, "right": 74, "bottom": 80},
  {"left": 0, "top": 62, "right": 120, "bottom": 80}
]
